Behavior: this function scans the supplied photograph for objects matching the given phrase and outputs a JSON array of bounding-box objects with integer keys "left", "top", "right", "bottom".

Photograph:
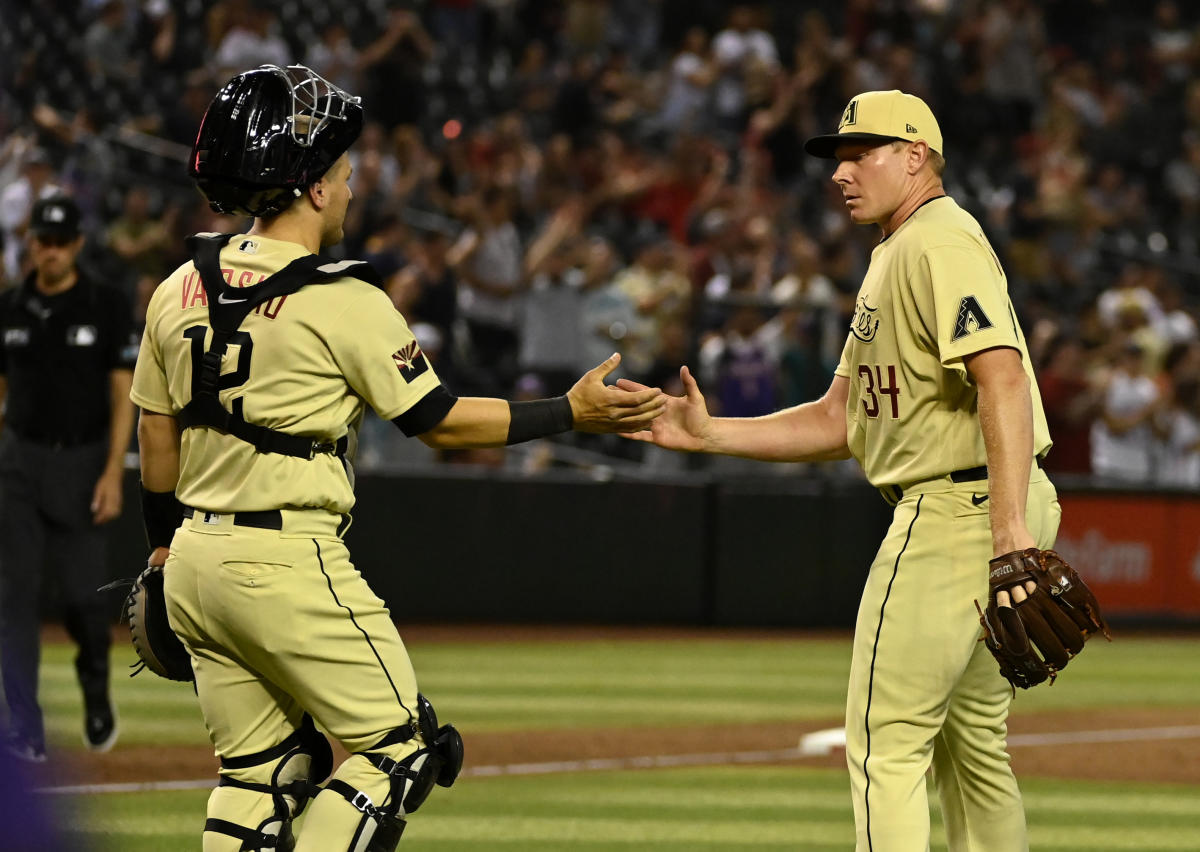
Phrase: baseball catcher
[
  {"left": 976, "top": 548, "right": 1111, "bottom": 689},
  {"left": 128, "top": 59, "right": 663, "bottom": 852}
]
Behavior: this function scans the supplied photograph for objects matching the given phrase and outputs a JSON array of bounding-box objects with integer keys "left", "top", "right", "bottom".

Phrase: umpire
[{"left": 0, "top": 195, "right": 138, "bottom": 762}]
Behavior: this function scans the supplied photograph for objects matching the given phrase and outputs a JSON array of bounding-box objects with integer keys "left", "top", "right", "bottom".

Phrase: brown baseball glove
[
  {"left": 975, "top": 548, "right": 1111, "bottom": 690},
  {"left": 123, "top": 564, "right": 194, "bottom": 682}
]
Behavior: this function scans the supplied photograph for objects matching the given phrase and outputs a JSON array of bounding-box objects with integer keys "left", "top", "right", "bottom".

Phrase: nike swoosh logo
[
  {"left": 217, "top": 292, "right": 248, "bottom": 304},
  {"left": 971, "top": 493, "right": 990, "bottom": 506}
]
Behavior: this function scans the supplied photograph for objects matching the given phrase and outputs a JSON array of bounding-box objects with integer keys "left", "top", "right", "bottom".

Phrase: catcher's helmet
[{"left": 190, "top": 65, "right": 363, "bottom": 217}]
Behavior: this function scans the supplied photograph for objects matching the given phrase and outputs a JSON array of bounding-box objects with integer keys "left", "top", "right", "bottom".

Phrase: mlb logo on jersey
[
  {"left": 67, "top": 324, "right": 98, "bottom": 346},
  {"left": 392, "top": 341, "right": 428, "bottom": 382},
  {"left": 3, "top": 327, "right": 30, "bottom": 347},
  {"left": 237, "top": 239, "right": 258, "bottom": 254}
]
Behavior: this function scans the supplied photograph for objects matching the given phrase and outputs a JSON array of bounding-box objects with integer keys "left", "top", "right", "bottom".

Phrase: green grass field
[{"left": 30, "top": 631, "right": 1200, "bottom": 850}]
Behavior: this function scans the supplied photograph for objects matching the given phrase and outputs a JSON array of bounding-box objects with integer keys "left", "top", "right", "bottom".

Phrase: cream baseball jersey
[
  {"left": 835, "top": 197, "right": 1052, "bottom": 487},
  {"left": 131, "top": 234, "right": 443, "bottom": 513}
]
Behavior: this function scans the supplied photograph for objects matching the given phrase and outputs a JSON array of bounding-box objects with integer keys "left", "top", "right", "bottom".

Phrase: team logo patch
[
  {"left": 66, "top": 324, "right": 98, "bottom": 346},
  {"left": 850, "top": 295, "right": 880, "bottom": 343},
  {"left": 392, "top": 341, "right": 429, "bottom": 382},
  {"left": 952, "top": 296, "right": 994, "bottom": 341},
  {"left": 237, "top": 239, "right": 258, "bottom": 254},
  {"left": 840, "top": 99, "right": 858, "bottom": 129}
]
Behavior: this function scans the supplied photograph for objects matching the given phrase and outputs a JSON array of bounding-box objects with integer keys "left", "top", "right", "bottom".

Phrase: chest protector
[{"left": 178, "top": 233, "right": 382, "bottom": 459}]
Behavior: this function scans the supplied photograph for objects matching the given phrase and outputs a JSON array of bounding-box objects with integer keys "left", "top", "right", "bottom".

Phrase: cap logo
[
  {"left": 840, "top": 99, "right": 858, "bottom": 129},
  {"left": 45, "top": 206, "right": 66, "bottom": 223},
  {"left": 906, "top": 123, "right": 917, "bottom": 133}
]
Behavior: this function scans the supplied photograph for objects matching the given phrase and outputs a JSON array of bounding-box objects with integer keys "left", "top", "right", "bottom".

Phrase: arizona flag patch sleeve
[{"left": 330, "top": 287, "right": 444, "bottom": 421}]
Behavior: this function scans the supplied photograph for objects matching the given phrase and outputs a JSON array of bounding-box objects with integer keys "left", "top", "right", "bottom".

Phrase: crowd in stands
[{"left": 3, "top": 0, "right": 1200, "bottom": 484}]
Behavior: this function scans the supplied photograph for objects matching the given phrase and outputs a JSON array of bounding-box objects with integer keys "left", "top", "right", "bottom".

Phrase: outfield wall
[{"left": 94, "top": 469, "right": 1198, "bottom": 627}]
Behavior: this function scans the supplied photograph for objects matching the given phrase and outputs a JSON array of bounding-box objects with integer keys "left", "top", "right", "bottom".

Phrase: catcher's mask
[{"left": 190, "top": 64, "right": 363, "bottom": 218}]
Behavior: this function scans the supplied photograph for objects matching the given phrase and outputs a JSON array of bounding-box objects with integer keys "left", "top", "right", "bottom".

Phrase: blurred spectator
[
  {"left": 448, "top": 186, "right": 526, "bottom": 394},
  {"left": 979, "top": 0, "right": 1045, "bottom": 137},
  {"left": 578, "top": 236, "right": 638, "bottom": 378},
  {"left": 772, "top": 229, "right": 839, "bottom": 356},
  {"left": 107, "top": 187, "right": 175, "bottom": 281},
  {"left": 212, "top": 0, "right": 291, "bottom": 77},
  {"left": 653, "top": 27, "right": 715, "bottom": 135},
  {"left": 360, "top": 10, "right": 435, "bottom": 131},
  {"left": 699, "top": 305, "right": 778, "bottom": 418},
  {"left": 1037, "top": 334, "right": 1105, "bottom": 475},
  {"left": 429, "top": 0, "right": 484, "bottom": 60},
  {"left": 613, "top": 233, "right": 691, "bottom": 379},
  {"left": 711, "top": 4, "right": 779, "bottom": 136},
  {"left": 1165, "top": 132, "right": 1200, "bottom": 255},
  {"left": 1149, "top": 0, "right": 1195, "bottom": 84},
  {"left": 0, "top": 149, "right": 60, "bottom": 285},
  {"left": 83, "top": 0, "right": 139, "bottom": 87},
  {"left": 306, "top": 23, "right": 361, "bottom": 93},
  {"left": 1090, "top": 341, "right": 1162, "bottom": 482},
  {"left": 1154, "top": 376, "right": 1200, "bottom": 488},
  {"left": 519, "top": 247, "right": 585, "bottom": 395},
  {"left": 401, "top": 229, "right": 460, "bottom": 379}
]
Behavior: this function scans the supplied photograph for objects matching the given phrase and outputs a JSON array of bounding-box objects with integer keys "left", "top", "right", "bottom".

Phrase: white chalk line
[{"left": 36, "top": 724, "right": 1200, "bottom": 796}]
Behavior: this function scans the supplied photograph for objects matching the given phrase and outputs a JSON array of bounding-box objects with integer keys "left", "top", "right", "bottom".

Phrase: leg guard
[
  {"left": 300, "top": 694, "right": 464, "bottom": 852},
  {"left": 205, "top": 715, "right": 333, "bottom": 851}
]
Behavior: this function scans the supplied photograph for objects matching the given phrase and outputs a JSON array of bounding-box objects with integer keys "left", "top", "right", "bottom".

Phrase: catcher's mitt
[
  {"left": 975, "top": 548, "right": 1111, "bottom": 690},
  {"left": 123, "top": 565, "right": 194, "bottom": 682}
]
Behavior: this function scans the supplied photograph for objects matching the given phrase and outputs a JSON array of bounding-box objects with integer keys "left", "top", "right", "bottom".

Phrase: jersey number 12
[{"left": 184, "top": 325, "right": 253, "bottom": 413}]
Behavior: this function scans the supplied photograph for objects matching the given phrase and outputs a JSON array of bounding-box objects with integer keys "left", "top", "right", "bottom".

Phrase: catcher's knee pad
[
  {"left": 321, "top": 694, "right": 464, "bottom": 852},
  {"left": 205, "top": 715, "right": 333, "bottom": 851}
]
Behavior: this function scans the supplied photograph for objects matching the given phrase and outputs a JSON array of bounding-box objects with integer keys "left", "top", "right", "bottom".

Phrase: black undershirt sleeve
[{"left": 391, "top": 385, "right": 458, "bottom": 437}]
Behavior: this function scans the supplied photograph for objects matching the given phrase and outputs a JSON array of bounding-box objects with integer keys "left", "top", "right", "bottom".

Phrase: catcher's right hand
[
  {"left": 975, "top": 548, "right": 1111, "bottom": 690},
  {"left": 124, "top": 563, "right": 194, "bottom": 682}
]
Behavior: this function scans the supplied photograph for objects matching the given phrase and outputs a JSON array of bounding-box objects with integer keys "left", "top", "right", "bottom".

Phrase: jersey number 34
[{"left": 858, "top": 364, "right": 900, "bottom": 419}]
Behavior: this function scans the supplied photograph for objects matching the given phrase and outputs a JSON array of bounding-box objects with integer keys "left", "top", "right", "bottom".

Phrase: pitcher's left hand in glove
[{"left": 975, "top": 548, "right": 1111, "bottom": 689}]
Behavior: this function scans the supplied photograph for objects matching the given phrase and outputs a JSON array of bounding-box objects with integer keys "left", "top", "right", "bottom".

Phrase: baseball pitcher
[{"left": 622, "top": 90, "right": 1107, "bottom": 851}]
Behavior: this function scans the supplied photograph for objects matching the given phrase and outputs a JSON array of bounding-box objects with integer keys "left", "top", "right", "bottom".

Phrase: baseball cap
[
  {"left": 804, "top": 90, "right": 943, "bottom": 159},
  {"left": 29, "top": 196, "right": 81, "bottom": 239}
]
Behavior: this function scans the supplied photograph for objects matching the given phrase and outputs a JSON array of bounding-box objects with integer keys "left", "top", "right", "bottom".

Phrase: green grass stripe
[
  {"left": 430, "top": 694, "right": 837, "bottom": 719},
  {"left": 61, "top": 765, "right": 1200, "bottom": 852},
  {"left": 405, "top": 815, "right": 849, "bottom": 844},
  {"left": 1025, "top": 790, "right": 1200, "bottom": 818},
  {"left": 415, "top": 670, "right": 848, "bottom": 690}
]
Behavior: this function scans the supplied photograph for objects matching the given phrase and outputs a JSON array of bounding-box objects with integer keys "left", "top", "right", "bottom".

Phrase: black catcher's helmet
[{"left": 190, "top": 65, "right": 363, "bottom": 217}]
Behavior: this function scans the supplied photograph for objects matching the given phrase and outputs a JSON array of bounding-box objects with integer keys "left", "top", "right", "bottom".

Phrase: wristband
[
  {"left": 506, "top": 396, "right": 574, "bottom": 445},
  {"left": 140, "top": 483, "right": 184, "bottom": 550}
]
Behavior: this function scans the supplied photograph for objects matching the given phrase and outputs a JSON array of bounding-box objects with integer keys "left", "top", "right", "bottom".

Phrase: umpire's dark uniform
[{"left": 0, "top": 197, "right": 138, "bottom": 759}]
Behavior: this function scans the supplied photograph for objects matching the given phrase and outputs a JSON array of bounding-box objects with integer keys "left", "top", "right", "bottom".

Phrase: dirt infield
[
  {"left": 37, "top": 626, "right": 1200, "bottom": 789},
  {"left": 40, "top": 707, "right": 1200, "bottom": 789}
]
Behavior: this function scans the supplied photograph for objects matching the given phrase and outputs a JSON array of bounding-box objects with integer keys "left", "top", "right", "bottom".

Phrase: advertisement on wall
[{"left": 1055, "top": 493, "right": 1200, "bottom": 618}]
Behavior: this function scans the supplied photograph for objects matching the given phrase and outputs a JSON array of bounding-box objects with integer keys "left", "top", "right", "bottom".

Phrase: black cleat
[{"left": 83, "top": 699, "right": 118, "bottom": 753}]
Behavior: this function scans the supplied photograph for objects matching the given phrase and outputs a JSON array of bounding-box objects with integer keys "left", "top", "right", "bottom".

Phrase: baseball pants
[
  {"left": 164, "top": 509, "right": 426, "bottom": 851},
  {"left": 845, "top": 467, "right": 1060, "bottom": 852},
  {"left": 0, "top": 435, "right": 112, "bottom": 749}
]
